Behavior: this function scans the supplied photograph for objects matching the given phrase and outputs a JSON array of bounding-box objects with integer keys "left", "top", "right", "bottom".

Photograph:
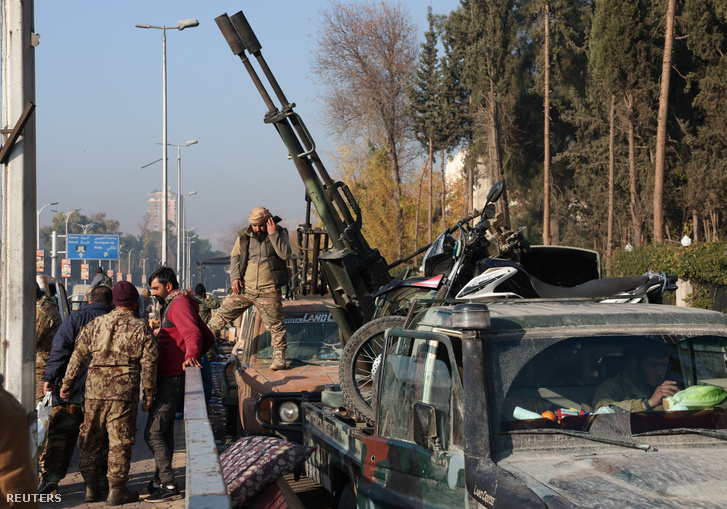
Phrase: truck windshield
[
  {"left": 256, "top": 322, "right": 341, "bottom": 362},
  {"left": 491, "top": 333, "right": 727, "bottom": 437}
]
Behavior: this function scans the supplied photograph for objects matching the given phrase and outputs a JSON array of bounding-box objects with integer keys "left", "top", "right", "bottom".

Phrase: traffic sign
[{"left": 66, "top": 234, "right": 119, "bottom": 260}]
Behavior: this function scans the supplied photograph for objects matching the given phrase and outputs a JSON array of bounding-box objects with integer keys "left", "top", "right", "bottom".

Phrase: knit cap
[{"left": 113, "top": 281, "right": 139, "bottom": 308}]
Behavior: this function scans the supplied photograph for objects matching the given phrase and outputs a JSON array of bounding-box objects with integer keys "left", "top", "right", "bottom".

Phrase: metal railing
[{"left": 184, "top": 366, "right": 231, "bottom": 508}]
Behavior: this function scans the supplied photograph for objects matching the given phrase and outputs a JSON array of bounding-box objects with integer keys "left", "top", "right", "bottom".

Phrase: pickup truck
[{"left": 303, "top": 300, "right": 727, "bottom": 508}]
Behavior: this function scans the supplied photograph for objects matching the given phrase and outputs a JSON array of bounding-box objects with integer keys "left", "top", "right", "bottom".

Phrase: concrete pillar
[
  {"left": 675, "top": 278, "right": 693, "bottom": 307},
  {"left": 1, "top": 0, "right": 37, "bottom": 417}
]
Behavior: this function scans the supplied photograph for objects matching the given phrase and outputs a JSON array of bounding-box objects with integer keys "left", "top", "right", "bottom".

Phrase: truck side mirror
[{"left": 413, "top": 401, "right": 438, "bottom": 450}]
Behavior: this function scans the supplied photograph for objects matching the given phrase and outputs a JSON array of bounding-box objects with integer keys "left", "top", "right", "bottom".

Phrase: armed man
[
  {"left": 208, "top": 206, "right": 291, "bottom": 370},
  {"left": 60, "top": 281, "right": 157, "bottom": 505}
]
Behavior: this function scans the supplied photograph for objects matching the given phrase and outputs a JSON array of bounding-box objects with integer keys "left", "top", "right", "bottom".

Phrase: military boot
[
  {"left": 106, "top": 485, "right": 139, "bottom": 506},
  {"left": 270, "top": 348, "right": 286, "bottom": 371},
  {"left": 81, "top": 473, "right": 101, "bottom": 503}
]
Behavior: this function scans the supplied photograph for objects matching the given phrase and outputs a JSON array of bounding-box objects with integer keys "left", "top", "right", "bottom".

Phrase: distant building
[
  {"left": 147, "top": 187, "right": 178, "bottom": 231},
  {"left": 445, "top": 149, "right": 493, "bottom": 208}
]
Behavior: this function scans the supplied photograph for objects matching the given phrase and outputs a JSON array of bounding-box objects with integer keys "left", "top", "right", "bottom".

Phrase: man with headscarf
[{"left": 208, "top": 206, "right": 291, "bottom": 370}]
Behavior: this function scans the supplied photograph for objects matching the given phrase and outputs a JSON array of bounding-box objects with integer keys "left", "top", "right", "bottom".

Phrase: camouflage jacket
[
  {"left": 195, "top": 294, "right": 220, "bottom": 324},
  {"left": 36, "top": 295, "right": 62, "bottom": 355},
  {"left": 62, "top": 308, "right": 157, "bottom": 403}
]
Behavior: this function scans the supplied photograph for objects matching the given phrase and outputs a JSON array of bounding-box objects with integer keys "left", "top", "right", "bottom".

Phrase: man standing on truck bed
[{"left": 208, "top": 206, "right": 291, "bottom": 370}]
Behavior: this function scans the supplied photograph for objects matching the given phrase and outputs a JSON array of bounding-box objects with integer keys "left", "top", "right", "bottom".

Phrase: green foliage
[{"left": 612, "top": 242, "right": 727, "bottom": 286}]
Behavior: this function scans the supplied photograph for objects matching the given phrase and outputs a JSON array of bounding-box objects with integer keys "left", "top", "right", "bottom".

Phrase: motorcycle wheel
[{"left": 339, "top": 315, "right": 407, "bottom": 424}]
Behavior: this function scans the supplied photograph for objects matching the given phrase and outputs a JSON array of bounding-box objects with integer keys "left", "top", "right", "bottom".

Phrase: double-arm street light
[
  {"left": 123, "top": 248, "right": 135, "bottom": 278},
  {"left": 52, "top": 208, "right": 81, "bottom": 256},
  {"left": 77, "top": 223, "right": 94, "bottom": 234},
  {"left": 158, "top": 139, "right": 197, "bottom": 271},
  {"left": 136, "top": 19, "right": 199, "bottom": 266},
  {"left": 36, "top": 202, "right": 58, "bottom": 249}
]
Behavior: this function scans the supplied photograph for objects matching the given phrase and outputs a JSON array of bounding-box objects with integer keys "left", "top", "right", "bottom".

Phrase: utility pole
[{"left": 1, "top": 0, "right": 38, "bottom": 421}]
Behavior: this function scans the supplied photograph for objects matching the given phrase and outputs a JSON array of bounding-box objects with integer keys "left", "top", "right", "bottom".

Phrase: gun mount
[{"left": 215, "top": 11, "right": 392, "bottom": 342}]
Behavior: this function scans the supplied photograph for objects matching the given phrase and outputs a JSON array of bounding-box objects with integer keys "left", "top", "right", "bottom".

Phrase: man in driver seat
[{"left": 593, "top": 344, "right": 679, "bottom": 412}]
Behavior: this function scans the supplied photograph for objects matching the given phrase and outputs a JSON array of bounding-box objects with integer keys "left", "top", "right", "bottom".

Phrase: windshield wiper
[
  {"left": 638, "top": 428, "right": 727, "bottom": 441},
  {"left": 508, "top": 428, "right": 653, "bottom": 451}
]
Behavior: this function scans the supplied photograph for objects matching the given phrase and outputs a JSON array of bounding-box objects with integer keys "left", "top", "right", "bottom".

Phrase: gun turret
[{"left": 215, "top": 11, "right": 392, "bottom": 342}]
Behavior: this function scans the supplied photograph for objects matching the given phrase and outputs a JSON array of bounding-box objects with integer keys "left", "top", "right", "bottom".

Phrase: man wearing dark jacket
[
  {"left": 38, "top": 285, "right": 113, "bottom": 494},
  {"left": 143, "top": 267, "right": 215, "bottom": 501}
]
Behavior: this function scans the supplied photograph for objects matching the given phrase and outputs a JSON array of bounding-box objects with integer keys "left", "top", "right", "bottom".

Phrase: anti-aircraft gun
[{"left": 215, "top": 11, "right": 392, "bottom": 342}]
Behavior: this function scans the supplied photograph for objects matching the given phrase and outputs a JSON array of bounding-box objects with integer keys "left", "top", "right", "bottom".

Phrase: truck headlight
[{"left": 279, "top": 401, "right": 300, "bottom": 423}]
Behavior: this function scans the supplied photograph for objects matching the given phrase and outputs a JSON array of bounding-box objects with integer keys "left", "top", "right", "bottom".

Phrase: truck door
[{"left": 358, "top": 331, "right": 466, "bottom": 508}]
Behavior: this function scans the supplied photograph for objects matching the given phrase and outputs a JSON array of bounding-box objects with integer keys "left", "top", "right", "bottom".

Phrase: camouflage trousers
[
  {"left": 208, "top": 287, "right": 286, "bottom": 350},
  {"left": 80, "top": 399, "right": 137, "bottom": 487},
  {"left": 36, "top": 351, "right": 50, "bottom": 402},
  {"left": 39, "top": 403, "right": 95, "bottom": 480}
]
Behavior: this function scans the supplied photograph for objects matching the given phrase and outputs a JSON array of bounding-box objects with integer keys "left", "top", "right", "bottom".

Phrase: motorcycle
[{"left": 339, "top": 181, "right": 677, "bottom": 423}]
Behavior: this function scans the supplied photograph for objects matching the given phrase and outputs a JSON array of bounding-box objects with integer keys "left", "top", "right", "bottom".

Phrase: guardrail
[{"left": 184, "top": 366, "right": 231, "bottom": 508}]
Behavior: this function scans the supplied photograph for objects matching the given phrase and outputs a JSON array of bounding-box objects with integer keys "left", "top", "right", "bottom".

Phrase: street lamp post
[
  {"left": 159, "top": 140, "right": 197, "bottom": 273},
  {"left": 136, "top": 19, "right": 199, "bottom": 267},
  {"left": 78, "top": 223, "right": 93, "bottom": 234},
  {"left": 141, "top": 258, "right": 148, "bottom": 287},
  {"left": 123, "top": 248, "right": 135, "bottom": 281},
  {"left": 187, "top": 239, "right": 196, "bottom": 288},
  {"left": 36, "top": 201, "right": 58, "bottom": 249},
  {"left": 181, "top": 191, "right": 197, "bottom": 287},
  {"left": 52, "top": 208, "right": 81, "bottom": 256},
  {"left": 184, "top": 227, "right": 196, "bottom": 288}
]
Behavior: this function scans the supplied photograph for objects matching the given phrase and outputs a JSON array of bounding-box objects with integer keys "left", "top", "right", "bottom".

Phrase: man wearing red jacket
[{"left": 142, "top": 267, "right": 214, "bottom": 502}]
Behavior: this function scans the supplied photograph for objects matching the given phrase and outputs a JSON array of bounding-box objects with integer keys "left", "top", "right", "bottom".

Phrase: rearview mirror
[
  {"left": 413, "top": 401, "right": 438, "bottom": 450},
  {"left": 485, "top": 181, "right": 505, "bottom": 205}
]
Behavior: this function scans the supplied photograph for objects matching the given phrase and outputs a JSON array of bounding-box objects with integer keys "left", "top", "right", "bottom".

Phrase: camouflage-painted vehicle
[{"left": 304, "top": 301, "right": 727, "bottom": 508}]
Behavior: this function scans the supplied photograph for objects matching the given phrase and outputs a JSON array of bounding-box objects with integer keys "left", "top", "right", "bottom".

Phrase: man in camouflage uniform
[
  {"left": 208, "top": 206, "right": 291, "bottom": 370},
  {"left": 38, "top": 285, "right": 113, "bottom": 494},
  {"left": 193, "top": 282, "right": 220, "bottom": 325},
  {"left": 36, "top": 282, "right": 62, "bottom": 402},
  {"left": 61, "top": 281, "right": 157, "bottom": 506}
]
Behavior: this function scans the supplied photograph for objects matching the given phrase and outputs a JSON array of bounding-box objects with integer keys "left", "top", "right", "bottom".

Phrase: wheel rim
[{"left": 352, "top": 332, "right": 385, "bottom": 405}]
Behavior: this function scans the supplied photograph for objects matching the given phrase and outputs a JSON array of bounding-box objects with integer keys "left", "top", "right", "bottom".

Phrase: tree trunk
[
  {"left": 692, "top": 209, "right": 700, "bottom": 242},
  {"left": 653, "top": 0, "right": 676, "bottom": 243},
  {"left": 428, "top": 138, "right": 433, "bottom": 244},
  {"left": 543, "top": 0, "right": 551, "bottom": 245},
  {"left": 607, "top": 94, "right": 616, "bottom": 276},
  {"left": 489, "top": 78, "right": 510, "bottom": 226},
  {"left": 467, "top": 165, "right": 473, "bottom": 214},
  {"left": 625, "top": 93, "right": 641, "bottom": 245},
  {"left": 415, "top": 164, "right": 427, "bottom": 253},
  {"left": 441, "top": 148, "right": 447, "bottom": 230},
  {"left": 388, "top": 134, "right": 405, "bottom": 258},
  {"left": 712, "top": 209, "right": 719, "bottom": 241}
]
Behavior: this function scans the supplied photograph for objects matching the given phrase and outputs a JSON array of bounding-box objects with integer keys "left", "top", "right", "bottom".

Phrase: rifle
[{"left": 215, "top": 11, "right": 392, "bottom": 342}]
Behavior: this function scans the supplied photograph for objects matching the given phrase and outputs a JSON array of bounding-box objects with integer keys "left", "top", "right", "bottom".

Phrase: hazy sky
[{"left": 27, "top": 0, "right": 462, "bottom": 251}]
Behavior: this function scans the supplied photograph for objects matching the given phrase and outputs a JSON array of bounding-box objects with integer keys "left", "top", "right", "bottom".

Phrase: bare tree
[{"left": 313, "top": 1, "right": 418, "bottom": 258}]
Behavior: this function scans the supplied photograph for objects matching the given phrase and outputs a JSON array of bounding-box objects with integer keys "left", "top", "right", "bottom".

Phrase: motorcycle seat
[{"left": 529, "top": 275, "right": 650, "bottom": 299}]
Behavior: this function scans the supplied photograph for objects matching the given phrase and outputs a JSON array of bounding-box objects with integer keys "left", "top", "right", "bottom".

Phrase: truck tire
[
  {"left": 337, "top": 483, "right": 357, "bottom": 509},
  {"left": 339, "top": 316, "right": 406, "bottom": 424}
]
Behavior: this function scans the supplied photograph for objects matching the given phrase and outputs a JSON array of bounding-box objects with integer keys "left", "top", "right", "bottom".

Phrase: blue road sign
[{"left": 66, "top": 234, "right": 119, "bottom": 260}]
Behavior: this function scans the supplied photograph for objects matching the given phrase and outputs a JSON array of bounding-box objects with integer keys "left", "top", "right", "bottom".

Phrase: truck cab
[{"left": 304, "top": 301, "right": 727, "bottom": 508}]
